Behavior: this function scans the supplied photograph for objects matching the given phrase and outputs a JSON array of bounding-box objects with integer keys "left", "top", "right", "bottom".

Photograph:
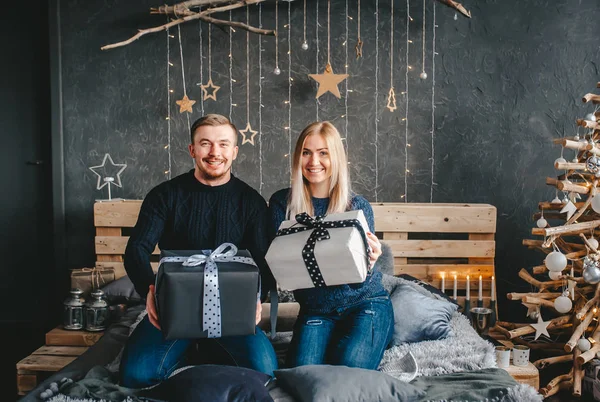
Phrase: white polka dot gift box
[
  {"left": 266, "top": 210, "right": 371, "bottom": 291},
  {"left": 155, "top": 243, "right": 260, "bottom": 340}
]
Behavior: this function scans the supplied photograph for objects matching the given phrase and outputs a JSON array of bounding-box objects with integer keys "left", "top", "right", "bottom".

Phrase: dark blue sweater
[
  {"left": 124, "top": 171, "right": 275, "bottom": 300},
  {"left": 268, "top": 188, "right": 386, "bottom": 314}
]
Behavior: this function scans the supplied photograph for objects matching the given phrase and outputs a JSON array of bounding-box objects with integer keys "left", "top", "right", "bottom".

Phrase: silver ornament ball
[
  {"left": 536, "top": 218, "right": 547, "bottom": 228},
  {"left": 274, "top": 67, "right": 281, "bottom": 75},
  {"left": 419, "top": 71, "right": 428, "bottom": 80},
  {"left": 578, "top": 338, "right": 592, "bottom": 352},
  {"left": 301, "top": 41, "right": 309, "bottom": 51},
  {"left": 587, "top": 156, "right": 600, "bottom": 173},
  {"left": 583, "top": 258, "right": 600, "bottom": 284},
  {"left": 554, "top": 295, "right": 572, "bottom": 314}
]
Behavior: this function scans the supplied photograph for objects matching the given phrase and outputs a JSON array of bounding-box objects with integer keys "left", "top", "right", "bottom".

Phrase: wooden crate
[
  {"left": 371, "top": 203, "right": 497, "bottom": 310},
  {"left": 16, "top": 345, "right": 88, "bottom": 395},
  {"left": 45, "top": 326, "right": 104, "bottom": 347},
  {"left": 93, "top": 200, "right": 497, "bottom": 311}
]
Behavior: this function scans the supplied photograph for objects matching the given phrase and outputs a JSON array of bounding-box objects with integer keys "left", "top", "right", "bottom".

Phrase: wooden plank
[
  {"left": 17, "top": 374, "right": 37, "bottom": 393},
  {"left": 94, "top": 200, "right": 143, "bottom": 227},
  {"left": 95, "top": 236, "right": 160, "bottom": 255},
  {"left": 468, "top": 234, "right": 496, "bottom": 265},
  {"left": 96, "top": 227, "right": 122, "bottom": 236},
  {"left": 45, "top": 326, "right": 104, "bottom": 347},
  {"left": 392, "top": 264, "right": 494, "bottom": 279},
  {"left": 16, "top": 354, "right": 78, "bottom": 372},
  {"left": 96, "top": 261, "right": 159, "bottom": 279},
  {"left": 31, "top": 345, "right": 88, "bottom": 356},
  {"left": 386, "top": 239, "right": 495, "bottom": 258},
  {"left": 372, "top": 203, "right": 497, "bottom": 233},
  {"left": 383, "top": 232, "right": 408, "bottom": 265},
  {"left": 502, "top": 362, "right": 539, "bottom": 390}
]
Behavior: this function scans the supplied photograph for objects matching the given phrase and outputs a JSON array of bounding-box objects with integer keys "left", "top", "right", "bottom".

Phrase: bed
[{"left": 18, "top": 201, "right": 543, "bottom": 402}]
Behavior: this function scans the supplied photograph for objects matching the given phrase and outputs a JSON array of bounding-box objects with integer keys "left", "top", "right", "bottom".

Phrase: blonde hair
[{"left": 287, "top": 121, "right": 350, "bottom": 217}]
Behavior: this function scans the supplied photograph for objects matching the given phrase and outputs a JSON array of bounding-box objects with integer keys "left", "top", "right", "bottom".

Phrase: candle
[
  {"left": 491, "top": 276, "right": 495, "bottom": 301},
  {"left": 441, "top": 273, "right": 445, "bottom": 293},
  {"left": 478, "top": 275, "right": 483, "bottom": 300},
  {"left": 453, "top": 274, "right": 457, "bottom": 300},
  {"left": 466, "top": 275, "right": 470, "bottom": 301}
]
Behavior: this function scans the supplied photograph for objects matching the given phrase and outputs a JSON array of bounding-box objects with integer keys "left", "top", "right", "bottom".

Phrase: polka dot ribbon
[
  {"left": 276, "top": 213, "right": 371, "bottom": 288},
  {"left": 158, "top": 243, "right": 257, "bottom": 338}
]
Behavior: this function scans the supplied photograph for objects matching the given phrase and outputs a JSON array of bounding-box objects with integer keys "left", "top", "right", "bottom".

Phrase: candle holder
[
  {"left": 464, "top": 299, "right": 472, "bottom": 321},
  {"left": 63, "top": 288, "right": 84, "bottom": 330},
  {"left": 84, "top": 289, "right": 109, "bottom": 332},
  {"left": 470, "top": 307, "right": 493, "bottom": 337}
]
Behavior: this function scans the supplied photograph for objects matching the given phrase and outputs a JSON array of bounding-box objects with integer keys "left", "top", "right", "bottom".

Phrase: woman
[{"left": 269, "top": 121, "right": 394, "bottom": 370}]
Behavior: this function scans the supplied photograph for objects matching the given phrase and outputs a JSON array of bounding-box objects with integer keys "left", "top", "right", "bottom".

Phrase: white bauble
[
  {"left": 274, "top": 67, "right": 281, "bottom": 75},
  {"left": 554, "top": 157, "right": 567, "bottom": 165},
  {"left": 548, "top": 271, "right": 562, "bottom": 280},
  {"left": 301, "top": 41, "right": 309, "bottom": 50},
  {"left": 419, "top": 72, "right": 428, "bottom": 80},
  {"left": 551, "top": 196, "right": 562, "bottom": 204},
  {"left": 592, "top": 196, "right": 600, "bottom": 214},
  {"left": 536, "top": 218, "right": 547, "bottom": 228},
  {"left": 545, "top": 251, "right": 567, "bottom": 272},
  {"left": 578, "top": 338, "right": 592, "bottom": 352},
  {"left": 589, "top": 237, "right": 599, "bottom": 250},
  {"left": 586, "top": 113, "right": 597, "bottom": 122},
  {"left": 554, "top": 296, "right": 572, "bottom": 313}
]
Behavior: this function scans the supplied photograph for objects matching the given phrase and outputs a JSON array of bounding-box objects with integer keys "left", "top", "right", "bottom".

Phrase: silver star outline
[{"left": 89, "top": 153, "right": 127, "bottom": 190}]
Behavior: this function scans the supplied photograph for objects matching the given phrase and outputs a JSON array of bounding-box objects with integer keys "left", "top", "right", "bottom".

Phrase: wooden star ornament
[
  {"left": 176, "top": 94, "right": 196, "bottom": 113},
  {"left": 386, "top": 87, "right": 397, "bottom": 112},
  {"left": 201, "top": 78, "right": 220, "bottom": 101},
  {"left": 308, "top": 63, "right": 349, "bottom": 99},
  {"left": 530, "top": 314, "right": 551, "bottom": 340},
  {"left": 239, "top": 122, "right": 258, "bottom": 146}
]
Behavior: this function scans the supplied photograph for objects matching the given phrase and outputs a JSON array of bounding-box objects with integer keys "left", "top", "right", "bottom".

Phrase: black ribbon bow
[{"left": 276, "top": 212, "right": 370, "bottom": 288}]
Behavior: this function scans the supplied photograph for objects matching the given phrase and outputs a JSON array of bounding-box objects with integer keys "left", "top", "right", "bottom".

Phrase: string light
[
  {"left": 166, "top": 19, "right": 172, "bottom": 179},
  {"left": 315, "top": 0, "right": 320, "bottom": 120},
  {"left": 198, "top": 20, "right": 204, "bottom": 115},
  {"left": 430, "top": 1, "right": 437, "bottom": 202},
  {"left": 287, "top": 0, "right": 292, "bottom": 180},
  {"left": 420, "top": 0, "right": 427, "bottom": 80},
  {"left": 374, "top": 0, "right": 379, "bottom": 201},
  {"left": 344, "top": 0, "right": 349, "bottom": 152},
  {"left": 302, "top": 0, "right": 308, "bottom": 50},
  {"left": 404, "top": 0, "right": 410, "bottom": 202},
  {"left": 259, "top": 3, "right": 264, "bottom": 194},
  {"left": 274, "top": 0, "right": 281, "bottom": 75},
  {"left": 229, "top": 11, "right": 233, "bottom": 119}
]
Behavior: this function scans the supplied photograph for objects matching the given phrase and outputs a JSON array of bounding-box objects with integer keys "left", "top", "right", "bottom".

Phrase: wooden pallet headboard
[{"left": 93, "top": 200, "right": 497, "bottom": 309}]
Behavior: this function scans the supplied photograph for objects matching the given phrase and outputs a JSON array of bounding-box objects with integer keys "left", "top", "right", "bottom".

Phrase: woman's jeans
[
  {"left": 120, "top": 316, "right": 278, "bottom": 388},
  {"left": 286, "top": 295, "right": 394, "bottom": 369}
]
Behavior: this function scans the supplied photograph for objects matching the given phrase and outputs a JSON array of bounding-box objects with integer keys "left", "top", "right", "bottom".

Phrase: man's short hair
[{"left": 190, "top": 114, "right": 238, "bottom": 144}]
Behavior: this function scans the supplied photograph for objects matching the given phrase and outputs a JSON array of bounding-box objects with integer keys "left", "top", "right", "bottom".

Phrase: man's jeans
[
  {"left": 286, "top": 294, "right": 394, "bottom": 370},
  {"left": 119, "top": 316, "right": 278, "bottom": 388}
]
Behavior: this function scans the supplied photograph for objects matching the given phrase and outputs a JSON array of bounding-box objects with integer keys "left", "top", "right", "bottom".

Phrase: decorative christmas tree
[{"left": 492, "top": 83, "right": 600, "bottom": 398}]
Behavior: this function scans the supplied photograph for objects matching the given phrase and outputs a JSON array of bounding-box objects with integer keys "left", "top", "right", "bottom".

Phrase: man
[{"left": 119, "top": 114, "right": 277, "bottom": 388}]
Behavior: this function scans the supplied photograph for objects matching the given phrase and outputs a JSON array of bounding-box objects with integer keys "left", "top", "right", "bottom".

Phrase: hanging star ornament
[
  {"left": 308, "top": 63, "right": 349, "bottom": 99},
  {"left": 239, "top": 123, "right": 258, "bottom": 146},
  {"left": 522, "top": 302, "right": 539, "bottom": 319},
  {"left": 201, "top": 78, "right": 220, "bottom": 101},
  {"left": 176, "top": 94, "right": 196, "bottom": 113},
  {"left": 88, "top": 153, "right": 127, "bottom": 190},
  {"left": 530, "top": 314, "right": 551, "bottom": 340},
  {"left": 386, "top": 87, "right": 397, "bottom": 112},
  {"left": 560, "top": 200, "right": 577, "bottom": 220}
]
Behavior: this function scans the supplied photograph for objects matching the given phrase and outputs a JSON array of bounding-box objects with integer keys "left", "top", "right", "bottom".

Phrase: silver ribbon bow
[{"left": 159, "top": 243, "right": 256, "bottom": 338}]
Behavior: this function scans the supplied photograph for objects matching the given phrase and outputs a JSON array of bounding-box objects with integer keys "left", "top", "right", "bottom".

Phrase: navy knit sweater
[
  {"left": 124, "top": 170, "right": 275, "bottom": 300},
  {"left": 268, "top": 188, "right": 386, "bottom": 314}
]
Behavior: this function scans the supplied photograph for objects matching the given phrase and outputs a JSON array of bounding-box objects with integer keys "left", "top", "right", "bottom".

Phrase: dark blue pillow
[{"left": 143, "top": 365, "right": 274, "bottom": 402}]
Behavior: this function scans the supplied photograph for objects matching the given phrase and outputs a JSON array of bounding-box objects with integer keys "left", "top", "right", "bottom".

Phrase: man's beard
[{"left": 198, "top": 160, "right": 230, "bottom": 180}]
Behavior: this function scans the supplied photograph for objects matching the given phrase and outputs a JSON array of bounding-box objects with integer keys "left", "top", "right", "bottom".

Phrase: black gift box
[{"left": 155, "top": 249, "right": 259, "bottom": 340}]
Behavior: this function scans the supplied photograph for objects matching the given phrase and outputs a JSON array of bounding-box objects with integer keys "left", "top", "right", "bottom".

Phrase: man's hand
[
  {"left": 146, "top": 285, "right": 161, "bottom": 330},
  {"left": 256, "top": 301, "right": 263, "bottom": 326}
]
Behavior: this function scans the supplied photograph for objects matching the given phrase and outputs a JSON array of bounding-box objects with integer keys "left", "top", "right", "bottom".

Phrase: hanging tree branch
[{"left": 101, "top": 0, "right": 472, "bottom": 50}]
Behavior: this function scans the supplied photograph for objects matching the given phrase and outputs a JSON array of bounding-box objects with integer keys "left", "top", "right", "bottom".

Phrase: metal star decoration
[
  {"left": 88, "top": 153, "right": 127, "bottom": 191},
  {"left": 308, "top": 63, "right": 349, "bottom": 99},
  {"left": 239, "top": 123, "right": 258, "bottom": 146},
  {"left": 176, "top": 94, "right": 196, "bottom": 113},
  {"left": 530, "top": 314, "right": 551, "bottom": 340},
  {"left": 201, "top": 78, "right": 221, "bottom": 101}
]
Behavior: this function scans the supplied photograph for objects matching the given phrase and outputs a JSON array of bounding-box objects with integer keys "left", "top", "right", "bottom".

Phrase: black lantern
[
  {"left": 85, "top": 289, "right": 109, "bottom": 332},
  {"left": 63, "top": 288, "right": 84, "bottom": 330}
]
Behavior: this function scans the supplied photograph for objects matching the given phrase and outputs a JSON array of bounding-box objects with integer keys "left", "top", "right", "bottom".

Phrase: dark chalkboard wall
[{"left": 57, "top": 0, "right": 600, "bottom": 320}]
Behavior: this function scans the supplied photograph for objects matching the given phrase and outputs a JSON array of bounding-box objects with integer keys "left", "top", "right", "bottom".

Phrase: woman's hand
[
  {"left": 146, "top": 285, "right": 161, "bottom": 330},
  {"left": 256, "top": 301, "right": 263, "bottom": 326},
  {"left": 367, "top": 232, "right": 382, "bottom": 268}
]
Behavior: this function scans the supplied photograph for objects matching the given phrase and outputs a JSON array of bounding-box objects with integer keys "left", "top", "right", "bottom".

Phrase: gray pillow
[
  {"left": 391, "top": 282, "right": 457, "bottom": 345},
  {"left": 274, "top": 365, "right": 425, "bottom": 402},
  {"left": 100, "top": 276, "right": 141, "bottom": 304}
]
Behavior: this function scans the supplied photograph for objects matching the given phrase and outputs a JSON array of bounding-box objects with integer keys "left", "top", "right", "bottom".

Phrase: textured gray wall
[{"left": 58, "top": 0, "right": 600, "bottom": 319}]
